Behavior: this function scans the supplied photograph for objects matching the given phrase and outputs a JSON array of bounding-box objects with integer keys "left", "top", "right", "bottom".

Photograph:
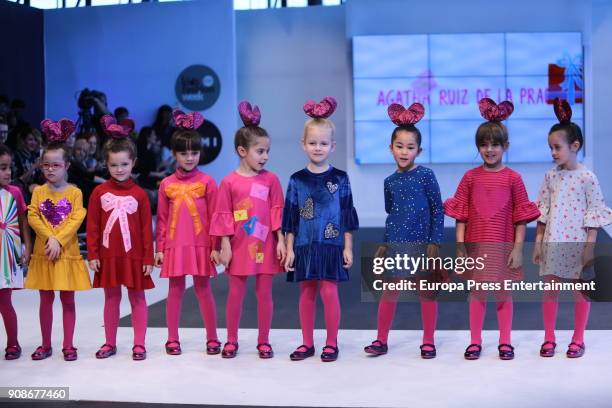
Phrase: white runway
[{"left": 1, "top": 283, "right": 611, "bottom": 407}]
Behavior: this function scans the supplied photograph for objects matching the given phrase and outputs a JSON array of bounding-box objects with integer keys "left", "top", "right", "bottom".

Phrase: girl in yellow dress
[{"left": 25, "top": 118, "right": 91, "bottom": 361}]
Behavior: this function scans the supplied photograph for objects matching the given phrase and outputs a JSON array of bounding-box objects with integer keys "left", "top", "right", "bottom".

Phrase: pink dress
[
  {"left": 210, "top": 170, "right": 284, "bottom": 276},
  {"left": 444, "top": 166, "right": 540, "bottom": 282},
  {"left": 156, "top": 168, "right": 218, "bottom": 278}
]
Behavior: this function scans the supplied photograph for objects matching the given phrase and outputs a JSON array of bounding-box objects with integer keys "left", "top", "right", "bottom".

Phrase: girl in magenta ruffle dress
[
  {"left": 155, "top": 110, "right": 220, "bottom": 356},
  {"left": 444, "top": 99, "right": 539, "bottom": 361},
  {"left": 211, "top": 101, "right": 285, "bottom": 359}
]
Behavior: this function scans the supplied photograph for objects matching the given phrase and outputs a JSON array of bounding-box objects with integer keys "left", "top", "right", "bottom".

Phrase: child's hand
[
  {"left": 426, "top": 243, "right": 440, "bottom": 259},
  {"left": 582, "top": 243, "right": 595, "bottom": 269},
  {"left": 276, "top": 240, "right": 287, "bottom": 265},
  {"left": 45, "top": 237, "right": 61, "bottom": 261},
  {"left": 143, "top": 265, "right": 153, "bottom": 276},
  {"left": 343, "top": 247, "right": 353, "bottom": 269},
  {"left": 89, "top": 259, "right": 100, "bottom": 273},
  {"left": 154, "top": 252, "right": 164, "bottom": 268},
  {"left": 210, "top": 250, "right": 221, "bottom": 266},
  {"left": 456, "top": 242, "right": 467, "bottom": 259},
  {"left": 374, "top": 245, "right": 387, "bottom": 259},
  {"left": 507, "top": 246, "right": 523, "bottom": 269},
  {"left": 532, "top": 243, "right": 542, "bottom": 265},
  {"left": 20, "top": 249, "right": 32, "bottom": 266},
  {"left": 284, "top": 249, "right": 295, "bottom": 272},
  {"left": 220, "top": 248, "right": 232, "bottom": 267}
]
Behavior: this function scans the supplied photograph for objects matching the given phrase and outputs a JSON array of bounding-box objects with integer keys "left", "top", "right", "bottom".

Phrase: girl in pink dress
[
  {"left": 211, "top": 101, "right": 286, "bottom": 359},
  {"left": 444, "top": 99, "right": 539, "bottom": 360},
  {"left": 155, "top": 109, "right": 220, "bottom": 356},
  {"left": 533, "top": 99, "right": 612, "bottom": 358}
]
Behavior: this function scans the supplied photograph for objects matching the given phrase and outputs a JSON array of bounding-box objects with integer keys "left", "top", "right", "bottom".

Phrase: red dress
[
  {"left": 444, "top": 166, "right": 539, "bottom": 282},
  {"left": 87, "top": 178, "right": 155, "bottom": 289}
]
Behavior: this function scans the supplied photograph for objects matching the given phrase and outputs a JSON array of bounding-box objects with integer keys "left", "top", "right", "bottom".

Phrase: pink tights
[
  {"left": 103, "top": 287, "right": 147, "bottom": 347},
  {"left": 0, "top": 289, "right": 18, "bottom": 347},
  {"left": 298, "top": 280, "right": 340, "bottom": 348},
  {"left": 39, "top": 290, "right": 75, "bottom": 349}
]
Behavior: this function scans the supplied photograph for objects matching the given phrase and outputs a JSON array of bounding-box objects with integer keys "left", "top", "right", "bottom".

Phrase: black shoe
[
  {"left": 540, "top": 341, "right": 556, "bottom": 358},
  {"left": 364, "top": 340, "right": 388, "bottom": 356},
  {"left": 290, "top": 345, "right": 315, "bottom": 361},
  {"left": 221, "top": 342, "right": 239, "bottom": 359},
  {"left": 321, "top": 345, "right": 339, "bottom": 362},
  {"left": 420, "top": 343, "right": 436, "bottom": 359},
  {"left": 256, "top": 343, "right": 274, "bottom": 359},
  {"left": 464, "top": 344, "right": 481, "bottom": 360},
  {"left": 566, "top": 342, "right": 585, "bottom": 358},
  {"left": 498, "top": 344, "right": 514, "bottom": 360}
]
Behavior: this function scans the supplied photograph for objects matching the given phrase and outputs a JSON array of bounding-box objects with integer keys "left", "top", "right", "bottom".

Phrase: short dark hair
[
  {"left": 171, "top": 128, "right": 202, "bottom": 153},
  {"left": 114, "top": 106, "right": 128, "bottom": 117},
  {"left": 549, "top": 122, "right": 584, "bottom": 151},
  {"left": 43, "top": 142, "right": 71, "bottom": 162},
  {"left": 0, "top": 144, "right": 12, "bottom": 158},
  {"left": 391, "top": 125, "right": 422, "bottom": 147},
  {"left": 475, "top": 121, "right": 508, "bottom": 146}
]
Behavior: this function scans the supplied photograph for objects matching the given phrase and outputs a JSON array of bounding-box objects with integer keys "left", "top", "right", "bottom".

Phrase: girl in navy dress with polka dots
[{"left": 363, "top": 103, "right": 445, "bottom": 358}]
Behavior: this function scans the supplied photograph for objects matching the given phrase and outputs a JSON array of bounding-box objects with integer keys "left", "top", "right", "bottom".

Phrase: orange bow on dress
[{"left": 165, "top": 182, "right": 206, "bottom": 239}]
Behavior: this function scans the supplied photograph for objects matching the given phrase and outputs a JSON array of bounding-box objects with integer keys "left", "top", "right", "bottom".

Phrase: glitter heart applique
[
  {"left": 299, "top": 197, "right": 314, "bottom": 220},
  {"left": 324, "top": 223, "right": 339, "bottom": 239},
  {"left": 326, "top": 181, "right": 338, "bottom": 194},
  {"left": 40, "top": 198, "right": 72, "bottom": 228}
]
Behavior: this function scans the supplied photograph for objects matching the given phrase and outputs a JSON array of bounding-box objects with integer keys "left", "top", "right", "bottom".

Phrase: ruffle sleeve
[
  {"left": 282, "top": 176, "right": 300, "bottom": 234},
  {"left": 339, "top": 175, "right": 359, "bottom": 232},
  {"left": 209, "top": 178, "right": 235, "bottom": 237},
  {"left": 444, "top": 172, "right": 470, "bottom": 222},
  {"left": 511, "top": 171, "right": 539, "bottom": 224},
  {"left": 535, "top": 174, "right": 551, "bottom": 224},
  {"left": 583, "top": 171, "right": 612, "bottom": 228}
]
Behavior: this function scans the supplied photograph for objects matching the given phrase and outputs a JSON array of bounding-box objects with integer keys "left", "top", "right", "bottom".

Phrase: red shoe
[
  {"left": 165, "top": 340, "right": 182, "bottom": 356},
  {"left": 31, "top": 346, "right": 52, "bottom": 361},
  {"left": 62, "top": 347, "right": 78, "bottom": 361},
  {"left": 256, "top": 343, "right": 274, "bottom": 359},
  {"left": 5, "top": 345, "right": 22, "bottom": 360},
  {"left": 95, "top": 344, "right": 117, "bottom": 359},
  {"left": 132, "top": 345, "right": 146, "bottom": 361},
  {"left": 566, "top": 342, "right": 585, "bottom": 358},
  {"left": 206, "top": 339, "right": 221, "bottom": 355},
  {"left": 540, "top": 341, "right": 556, "bottom": 357},
  {"left": 221, "top": 342, "right": 239, "bottom": 359}
]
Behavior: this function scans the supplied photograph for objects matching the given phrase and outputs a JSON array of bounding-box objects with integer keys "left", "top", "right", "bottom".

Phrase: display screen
[{"left": 353, "top": 33, "right": 583, "bottom": 164}]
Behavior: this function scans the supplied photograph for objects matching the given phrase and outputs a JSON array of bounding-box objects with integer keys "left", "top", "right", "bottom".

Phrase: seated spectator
[
  {"left": 135, "top": 126, "right": 166, "bottom": 212},
  {"left": 0, "top": 119, "right": 8, "bottom": 145},
  {"left": 13, "top": 126, "right": 43, "bottom": 200},
  {"left": 68, "top": 137, "right": 104, "bottom": 207},
  {"left": 153, "top": 104, "right": 174, "bottom": 149}
]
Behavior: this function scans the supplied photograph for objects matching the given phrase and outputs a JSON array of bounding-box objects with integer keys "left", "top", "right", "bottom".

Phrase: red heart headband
[
  {"left": 478, "top": 98, "right": 514, "bottom": 122},
  {"left": 40, "top": 118, "right": 75, "bottom": 143},
  {"left": 238, "top": 101, "right": 261, "bottom": 127},
  {"left": 100, "top": 115, "right": 134, "bottom": 139},
  {"left": 387, "top": 103, "right": 425, "bottom": 126},
  {"left": 173, "top": 109, "right": 204, "bottom": 130},
  {"left": 303, "top": 96, "right": 337, "bottom": 119},
  {"left": 553, "top": 98, "right": 572, "bottom": 124}
]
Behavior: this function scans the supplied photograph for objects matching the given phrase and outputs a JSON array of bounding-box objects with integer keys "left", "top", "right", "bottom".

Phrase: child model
[
  {"left": 363, "top": 103, "right": 444, "bottom": 358},
  {"left": 283, "top": 97, "right": 359, "bottom": 362},
  {"left": 25, "top": 118, "right": 91, "bottom": 361},
  {"left": 0, "top": 144, "right": 32, "bottom": 360},
  {"left": 444, "top": 99, "right": 539, "bottom": 360},
  {"left": 533, "top": 99, "right": 612, "bottom": 358},
  {"left": 88, "top": 115, "right": 154, "bottom": 361},
  {"left": 211, "top": 101, "right": 285, "bottom": 359},
  {"left": 155, "top": 110, "right": 220, "bottom": 356}
]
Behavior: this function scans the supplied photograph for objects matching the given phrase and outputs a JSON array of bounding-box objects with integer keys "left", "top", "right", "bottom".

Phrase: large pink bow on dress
[{"left": 101, "top": 192, "right": 138, "bottom": 252}]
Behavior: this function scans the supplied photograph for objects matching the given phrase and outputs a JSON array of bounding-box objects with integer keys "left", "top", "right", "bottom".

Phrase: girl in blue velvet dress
[
  {"left": 363, "top": 103, "right": 445, "bottom": 359},
  {"left": 282, "top": 97, "right": 359, "bottom": 362}
]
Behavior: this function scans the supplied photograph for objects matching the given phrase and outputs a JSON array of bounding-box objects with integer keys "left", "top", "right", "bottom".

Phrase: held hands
[
  {"left": 154, "top": 252, "right": 164, "bottom": 268},
  {"left": 45, "top": 237, "right": 61, "bottom": 261},
  {"left": 20, "top": 248, "right": 32, "bottom": 266},
  {"left": 210, "top": 250, "right": 221, "bottom": 266},
  {"left": 284, "top": 249, "right": 295, "bottom": 272},
  {"left": 374, "top": 245, "right": 387, "bottom": 259},
  {"left": 532, "top": 242, "right": 543, "bottom": 265},
  {"left": 507, "top": 246, "right": 523, "bottom": 269},
  {"left": 276, "top": 240, "right": 287, "bottom": 266},
  {"left": 89, "top": 259, "right": 100, "bottom": 273},
  {"left": 143, "top": 265, "right": 153, "bottom": 276}
]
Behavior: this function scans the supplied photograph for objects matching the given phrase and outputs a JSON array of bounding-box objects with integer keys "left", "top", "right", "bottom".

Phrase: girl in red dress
[
  {"left": 444, "top": 99, "right": 539, "bottom": 360},
  {"left": 87, "top": 115, "right": 154, "bottom": 361}
]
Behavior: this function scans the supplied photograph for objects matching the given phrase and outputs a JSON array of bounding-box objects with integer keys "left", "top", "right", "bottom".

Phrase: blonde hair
[{"left": 302, "top": 118, "right": 336, "bottom": 141}]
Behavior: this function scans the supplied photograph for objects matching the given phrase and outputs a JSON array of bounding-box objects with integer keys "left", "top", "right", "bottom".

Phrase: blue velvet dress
[
  {"left": 282, "top": 166, "right": 359, "bottom": 282},
  {"left": 383, "top": 166, "right": 444, "bottom": 277}
]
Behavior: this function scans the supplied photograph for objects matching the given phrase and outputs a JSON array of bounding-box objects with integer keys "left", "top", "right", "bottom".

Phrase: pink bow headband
[
  {"left": 387, "top": 103, "right": 425, "bottom": 126},
  {"left": 40, "top": 118, "right": 75, "bottom": 143},
  {"left": 238, "top": 101, "right": 261, "bottom": 127},
  {"left": 173, "top": 109, "right": 204, "bottom": 130},
  {"left": 100, "top": 115, "right": 134, "bottom": 139},
  {"left": 478, "top": 98, "right": 514, "bottom": 122},
  {"left": 303, "top": 96, "right": 337, "bottom": 119}
]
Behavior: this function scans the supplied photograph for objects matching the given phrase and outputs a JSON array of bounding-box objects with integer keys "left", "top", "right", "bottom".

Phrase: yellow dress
[{"left": 25, "top": 184, "right": 91, "bottom": 290}]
